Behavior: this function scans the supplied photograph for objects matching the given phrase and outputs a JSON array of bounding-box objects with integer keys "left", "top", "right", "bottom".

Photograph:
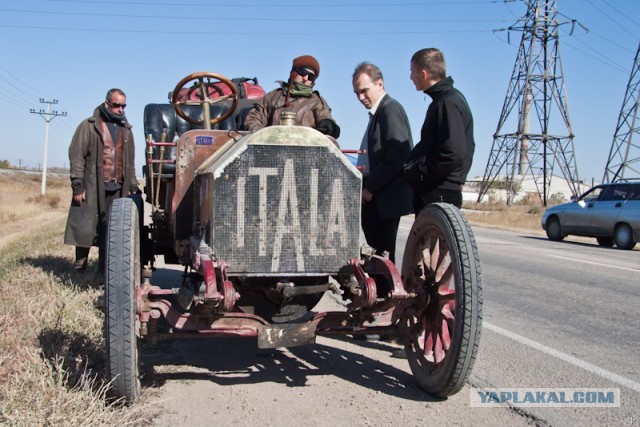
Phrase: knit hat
[{"left": 292, "top": 55, "right": 320, "bottom": 78}]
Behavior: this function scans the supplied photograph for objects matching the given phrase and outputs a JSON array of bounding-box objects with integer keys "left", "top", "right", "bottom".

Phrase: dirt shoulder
[{"left": 0, "top": 210, "right": 67, "bottom": 250}]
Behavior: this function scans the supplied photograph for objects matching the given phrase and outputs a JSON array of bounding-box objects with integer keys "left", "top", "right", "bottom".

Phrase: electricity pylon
[
  {"left": 478, "top": 0, "right": 582, "bottom": 205},
  {"left": 603, "top": 43, "right": 640, "bottom": 183}
]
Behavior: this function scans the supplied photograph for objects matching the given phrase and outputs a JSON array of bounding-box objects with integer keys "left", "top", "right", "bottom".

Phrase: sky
[{"left": 1, "top": 0, "right": 639, "bottom": 186}]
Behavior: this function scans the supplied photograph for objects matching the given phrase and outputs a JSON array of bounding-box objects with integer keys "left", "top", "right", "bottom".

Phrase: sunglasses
[
  {"left": 293, "top": 67, "right": 317, "bottom": 82},
  {"left": 108, "top": 101, "right": 127, "bottom": 109}
]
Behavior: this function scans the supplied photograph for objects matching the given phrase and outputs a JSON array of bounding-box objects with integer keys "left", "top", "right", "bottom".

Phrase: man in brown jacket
[
  {"left": 244, "top": 55, "right": 340, "bottom": 138},
  {"left": 64, "top": 88, "right": 139, "bottom": 272}
]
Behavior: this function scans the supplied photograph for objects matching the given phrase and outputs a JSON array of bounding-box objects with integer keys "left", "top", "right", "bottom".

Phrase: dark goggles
[{"left": 293, "top": 67, "right": 317, "bottom": 82}]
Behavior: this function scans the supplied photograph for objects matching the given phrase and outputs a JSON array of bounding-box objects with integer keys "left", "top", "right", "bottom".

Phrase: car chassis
[{"left": 103, "top": 72, "right": 483, "bottom": 403}]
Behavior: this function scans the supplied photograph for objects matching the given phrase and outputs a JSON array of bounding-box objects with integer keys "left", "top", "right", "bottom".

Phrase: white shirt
[{"left": 356, "top": 95, "right": 385, "bottom": 177}]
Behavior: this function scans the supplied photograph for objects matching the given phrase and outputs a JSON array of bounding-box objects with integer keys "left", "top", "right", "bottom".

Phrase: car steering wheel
[{"left": 171, "top": 72, "right": 239, "bottom": 130}]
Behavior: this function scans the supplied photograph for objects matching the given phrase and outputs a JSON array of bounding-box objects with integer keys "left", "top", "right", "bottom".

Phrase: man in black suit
[{"left": 353, "top": 62, "right": 413, "bottom": 263}]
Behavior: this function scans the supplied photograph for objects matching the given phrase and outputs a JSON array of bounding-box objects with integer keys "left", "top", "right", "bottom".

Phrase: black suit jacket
[{"left": 364, "top": 94, "right": 414, "bottom": 219}]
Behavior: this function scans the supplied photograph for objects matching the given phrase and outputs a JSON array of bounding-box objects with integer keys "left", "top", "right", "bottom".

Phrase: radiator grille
[{"left": 210, "top": 144, "right": 361, "bottom": 275}]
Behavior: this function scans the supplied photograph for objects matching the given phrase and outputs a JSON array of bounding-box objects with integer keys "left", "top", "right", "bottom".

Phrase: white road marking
[
  {"left": 546, "top": 254, "right": 640, "bottom": 273},
  {"left": 484, "top": 321, "right": 640, "bottom": 394}
]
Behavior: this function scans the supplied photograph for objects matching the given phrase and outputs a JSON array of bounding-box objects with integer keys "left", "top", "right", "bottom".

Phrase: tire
[
  {"left": 614, "top": 223, "right": 636, "bottom": 250},
  {"left": 596, "top": 237, "right": 614, "bottom": 247},
  {"left": 105, "top": 198, "right": 141, "bottom": 404},
  {"left": 400, "top": 203, "right": 483, "bottom": 397},
  {"left": 545, "top": 217, "right": 564, "bottom": 241}
]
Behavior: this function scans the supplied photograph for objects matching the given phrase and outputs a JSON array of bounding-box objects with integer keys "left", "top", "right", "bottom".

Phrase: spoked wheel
[
  {"left": 400, "top": 203, "right": 483, "bottom": 397},
  {"left": 171, "top": 72, "right": 238, "bottom": 129},
  {"left": 105, "top": 198, "right": 141, "bottom": 404}
]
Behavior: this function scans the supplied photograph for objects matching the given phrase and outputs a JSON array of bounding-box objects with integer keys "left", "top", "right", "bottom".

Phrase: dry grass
[
  {"left": 462, "top": 199, "right": 546, "bottom": 234},
  {"left": 0, "top": 172, "right": 68, "bottom": 224},
  {"left": 0, "top": 173, "right": 152, "bottom": 426}
]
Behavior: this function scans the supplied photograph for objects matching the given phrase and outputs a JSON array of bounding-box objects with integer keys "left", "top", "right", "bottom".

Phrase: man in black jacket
[
  {"left": 404, "top": 48, "right": 475, "bottom": 211},
  {"left": 353, "top": 62, "right": 413, "bottom": 263}
]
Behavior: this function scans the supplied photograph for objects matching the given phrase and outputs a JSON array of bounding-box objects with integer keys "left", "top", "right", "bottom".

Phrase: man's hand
[
  {"left": 362, "top": 188, "right": 373, "bottom": 203},
  {"left": 73, "top": 191, "right": 86, "bottom": 204},
  {"left": 315, "top": 119, "right": 340, "bottom": 139}
]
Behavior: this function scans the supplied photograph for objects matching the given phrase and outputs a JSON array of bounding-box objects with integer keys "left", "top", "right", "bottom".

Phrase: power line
[
  {"left": 0, "top": 23, "right": 493, "bottom": 35},
  {"left": 0, "top": 88, "right": 33, "bottom": 108},
  {"left": 0, "top": 71, "right": 39, "bottom": 103},
  {"left": 0, "top": 7, "right": 510, "bottom": 23},
  {"left": 599, "top": 0, "right": 640, "bottom": 31},
  {"left": 40, "top": 0, "right": 495, "bottom": 7},
  {"left": 0, "top": 64, "right": 48, "bottom": 99},
  {"left": 586, "top": 0, "right": 640, "bottom": 41},
  {"left": 562, "top": 39, "right": 628, "bottom": 75}
]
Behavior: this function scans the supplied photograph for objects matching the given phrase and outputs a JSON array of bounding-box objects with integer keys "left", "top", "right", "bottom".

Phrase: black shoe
[
  {"left": 73, "top": 258, "right": 88, "bottom": 272},
  {"left": 74, "top": 247, "right": 90, "bottom": 272}
]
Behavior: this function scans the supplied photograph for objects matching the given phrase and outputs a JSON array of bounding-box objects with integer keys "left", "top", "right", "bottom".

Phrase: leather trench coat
[{"left": 63, "top": 107, "right": 137, "bottom": 248}]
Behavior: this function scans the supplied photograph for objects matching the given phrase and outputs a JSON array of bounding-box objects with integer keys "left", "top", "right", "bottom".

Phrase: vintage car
[
  {"left": 541, "top": 181, "right": 640, "bottom": 249},
  {"left": 103, "top": 72, "right": 483, "bottom": 403}
]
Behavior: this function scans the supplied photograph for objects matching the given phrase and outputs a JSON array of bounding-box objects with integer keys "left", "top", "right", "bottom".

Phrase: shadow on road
[
  {"left": 140, "top": 335, "right": 441, "bottom": 402},
  {"left": 521, "top": 235, "right": 620, "bottom": 250}
]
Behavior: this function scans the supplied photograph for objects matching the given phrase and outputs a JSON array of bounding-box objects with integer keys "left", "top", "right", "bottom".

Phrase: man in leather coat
[
  {"left": 244, "top": 55, "right": 340, "bottom": 139},
  {"left": 64, "top": 88, "right": 139, "bottom": 272}
]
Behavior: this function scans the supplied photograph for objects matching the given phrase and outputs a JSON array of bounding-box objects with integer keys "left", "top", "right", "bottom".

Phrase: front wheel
[
  {"left": 105, "top": 198, "right": 141, "bottom": 404},
  {"left": 614, "top": 223, "right": 636, "bottom": 250},
  {"left": 545, "top": 217, "right": 563, "bottom": 241},
  {"left": 400, "top": 203, "right": 483, "bottom": 397}
]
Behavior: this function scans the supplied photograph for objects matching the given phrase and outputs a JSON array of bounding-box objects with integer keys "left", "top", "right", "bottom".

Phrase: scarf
[
  {"left": 287, "top": 80, "right": 314, "bottom": 98},
  {"left": 99, "top": 103, "right": 128, "bottom": 126}
]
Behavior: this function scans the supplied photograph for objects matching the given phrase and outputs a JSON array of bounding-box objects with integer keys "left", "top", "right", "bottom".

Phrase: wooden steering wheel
[{"left": 171, "top": 72, "right": 239, "bottom": 130}]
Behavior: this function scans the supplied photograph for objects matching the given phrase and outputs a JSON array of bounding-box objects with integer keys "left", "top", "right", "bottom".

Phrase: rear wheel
[
  {"left": 400, "top": 203, "right": 483, "bottom": 397},
  {"left": 545, "top": 217, "right": 563, "bottom": 241},
  {"left": 105, "top": 198, "right": 141, "bottom": 403},
  {"left": 614, "top": 224, "right": 636, "bottom": 250}
]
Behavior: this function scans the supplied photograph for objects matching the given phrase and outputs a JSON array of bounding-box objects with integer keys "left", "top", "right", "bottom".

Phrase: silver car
[{"left": 541, "top": 181, "right": 640, "bottom": 250}]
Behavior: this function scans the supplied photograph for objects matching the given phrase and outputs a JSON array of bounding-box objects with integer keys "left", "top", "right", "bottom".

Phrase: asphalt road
[
  {"left": 147, "top": 215, "right": 639, "bottom": 426},
  {"left": 396, "top": 216, "right": 640, "bottom": 426}
]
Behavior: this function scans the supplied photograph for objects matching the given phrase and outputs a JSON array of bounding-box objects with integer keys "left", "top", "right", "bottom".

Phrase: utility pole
[{"left": 30, "top": 99, "right": 67, "bottom": 195}]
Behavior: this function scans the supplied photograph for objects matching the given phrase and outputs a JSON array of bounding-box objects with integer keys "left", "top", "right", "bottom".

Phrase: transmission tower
[
  {"left": 603, "top": 43, "right": 640, "bottom": 183},
  {"left": 30, "top": 99, "right": 67, "bottom": 195},
  {"left": 478, "top": 0, "right": 582, "bottom": 205}
]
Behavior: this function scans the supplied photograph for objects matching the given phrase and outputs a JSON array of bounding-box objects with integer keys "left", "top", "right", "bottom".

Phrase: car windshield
[{"left": 579, "top": 186, "right": 604, "bottom": 203}]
